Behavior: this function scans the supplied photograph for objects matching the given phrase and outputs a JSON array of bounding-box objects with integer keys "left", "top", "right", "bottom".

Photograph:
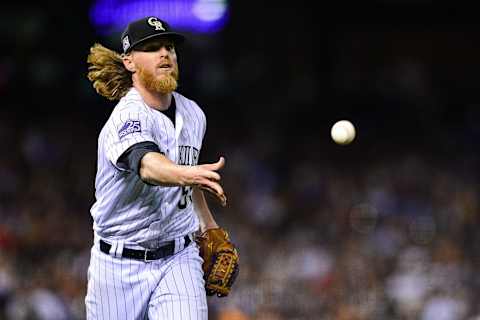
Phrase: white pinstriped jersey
[{"left": 90, "top": 88, "right": 206, "bottom": 247}]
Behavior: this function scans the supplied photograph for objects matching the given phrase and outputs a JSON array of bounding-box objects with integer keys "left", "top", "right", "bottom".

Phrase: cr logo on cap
[{"left": 148, "top": 17, "right": 166, "bottom": 31}]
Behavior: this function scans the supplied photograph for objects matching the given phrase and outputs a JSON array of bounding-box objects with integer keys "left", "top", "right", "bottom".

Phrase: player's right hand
[{"left": 188, "top": 157, "right": 227, "bottom": 206}]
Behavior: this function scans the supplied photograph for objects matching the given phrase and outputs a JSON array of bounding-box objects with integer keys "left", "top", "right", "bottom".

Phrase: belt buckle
[{"left": 144, "top": 249, "right": 154, "bottom": 262}]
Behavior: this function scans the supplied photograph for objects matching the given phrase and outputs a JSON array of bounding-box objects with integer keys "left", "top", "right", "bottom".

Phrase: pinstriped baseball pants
[{"left": 85, "top": 242, "right": 208, "bottom": 320}]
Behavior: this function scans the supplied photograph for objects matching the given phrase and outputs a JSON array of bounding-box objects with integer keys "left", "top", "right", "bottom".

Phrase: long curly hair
[{"left": 86, "top": 43, "right": 132, "bottom": 101}]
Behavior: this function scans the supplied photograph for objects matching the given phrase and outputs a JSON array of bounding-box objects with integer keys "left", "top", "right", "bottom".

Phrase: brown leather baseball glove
[{"left": 196, "top": 227, "right": 239, "bottom": 297}]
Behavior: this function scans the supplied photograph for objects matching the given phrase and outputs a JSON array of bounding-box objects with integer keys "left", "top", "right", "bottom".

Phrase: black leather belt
[{"left": 100, "top": 235, "right": 191, "bottom": 261}]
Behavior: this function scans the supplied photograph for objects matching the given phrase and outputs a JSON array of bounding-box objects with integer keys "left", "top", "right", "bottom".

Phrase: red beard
[{"left": 137, "top": 64, "right": 179, "bottom": 94}]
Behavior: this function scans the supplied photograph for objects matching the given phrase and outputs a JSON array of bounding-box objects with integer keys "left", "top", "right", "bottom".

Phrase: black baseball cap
[{"left": 121, "top": 16, "right": 186, "bottom": 54}]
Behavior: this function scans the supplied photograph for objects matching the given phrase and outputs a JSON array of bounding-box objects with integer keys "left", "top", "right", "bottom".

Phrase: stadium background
[{"left": 1, "top": 1, "right": 480, "bottom": 319}]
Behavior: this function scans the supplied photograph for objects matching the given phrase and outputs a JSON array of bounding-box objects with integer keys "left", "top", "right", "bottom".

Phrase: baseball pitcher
[{"left": 84, "top": 16, "right": 239, "bottom": 320}]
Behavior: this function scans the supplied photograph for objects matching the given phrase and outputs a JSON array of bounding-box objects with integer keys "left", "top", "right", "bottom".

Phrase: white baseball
[{"left": 331, "top": 120, "right": 356, "bottom": 145}]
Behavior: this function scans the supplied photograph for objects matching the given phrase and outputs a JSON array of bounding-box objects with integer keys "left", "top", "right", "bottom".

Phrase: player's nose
[{"left": 156, "top": 46, "right": 170, "bottom": 57}]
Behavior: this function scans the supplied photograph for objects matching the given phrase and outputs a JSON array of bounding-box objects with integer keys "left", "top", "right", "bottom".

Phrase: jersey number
[{"left": 178, "top": 186, "right": 193, "bottom": 209}]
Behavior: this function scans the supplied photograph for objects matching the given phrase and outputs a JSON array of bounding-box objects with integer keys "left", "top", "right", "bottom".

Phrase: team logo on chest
[
  {"left": 177, "top": 145, "right": 199, "bottom": 209},
  {"left": 178, "top": 145, "right": 199, "bottom": 166}
]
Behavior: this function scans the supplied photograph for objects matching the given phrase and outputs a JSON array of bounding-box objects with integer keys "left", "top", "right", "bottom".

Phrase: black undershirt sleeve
[{"left": 117, "top": 141, "right": 162, "bottom": 175}]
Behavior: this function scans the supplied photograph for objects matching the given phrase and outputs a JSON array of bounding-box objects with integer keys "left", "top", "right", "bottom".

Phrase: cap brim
[{"left": 127, "top": 32, "right": 186, "bottom": 52}]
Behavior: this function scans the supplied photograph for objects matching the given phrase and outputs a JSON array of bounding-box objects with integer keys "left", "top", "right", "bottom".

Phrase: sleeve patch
[{"left": 118, "top": 120, "right": 141, "bottom": 139}]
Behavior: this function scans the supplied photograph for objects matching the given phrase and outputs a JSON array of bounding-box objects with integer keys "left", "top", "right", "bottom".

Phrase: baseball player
[{"left": 84, "top": 16, "right": 238, "bottom": 320}]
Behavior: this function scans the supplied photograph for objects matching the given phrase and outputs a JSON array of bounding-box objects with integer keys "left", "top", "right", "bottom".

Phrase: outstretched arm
[{"left": 139, "top": 152, "right": 227, "bottom": 206}]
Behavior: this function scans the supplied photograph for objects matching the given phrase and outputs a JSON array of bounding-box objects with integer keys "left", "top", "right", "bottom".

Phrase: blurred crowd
[
  {"left": 214, "top": 138, "right": 480, "bottom": 320},
  {"left": 0, "top": 109, "right": 479, "bottom": 319}
]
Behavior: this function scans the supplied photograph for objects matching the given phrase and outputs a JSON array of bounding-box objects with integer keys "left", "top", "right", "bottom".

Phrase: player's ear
[{"left": 122, "top": 53, "right": 136, "bottom": 72}]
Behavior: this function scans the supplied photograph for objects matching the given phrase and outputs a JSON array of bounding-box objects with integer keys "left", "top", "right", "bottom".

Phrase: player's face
[{"left": 132, "top": 38, "right": 179, "bottom": 93}]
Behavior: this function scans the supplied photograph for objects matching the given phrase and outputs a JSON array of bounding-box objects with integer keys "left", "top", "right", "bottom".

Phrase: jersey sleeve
[
  {"left": 104, "top": 104, "right": 157, "bottom": 170},
  {"left": 117, "top": 141, "right": 161, "bottom": 172}
]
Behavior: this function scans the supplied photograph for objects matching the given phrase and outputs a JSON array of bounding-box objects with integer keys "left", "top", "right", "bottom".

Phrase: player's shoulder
[
  {"left": 115, "top": 88, "right": 145, "bottom": 111},
  {"left": 102, "top": 88, "right": 150, "bottom": 132},
  {"left": 173, "top": 92, "right": 205, "bottom": 117},
  {"left": 173, "top": 91, "right": 200, "bottom": 108},
  {"left": 114, "top": 88, "right": 147, "bottom": 114}
]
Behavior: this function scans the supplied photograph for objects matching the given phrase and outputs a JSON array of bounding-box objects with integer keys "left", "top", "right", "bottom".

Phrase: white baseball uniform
[{"left": 85, "top": 87, "right": 208, "bottom": 320}]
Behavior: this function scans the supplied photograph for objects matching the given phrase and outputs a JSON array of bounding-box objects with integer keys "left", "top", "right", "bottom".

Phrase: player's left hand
[{"left": 196, "top": 227, "right": 239, "bottom": 297}]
